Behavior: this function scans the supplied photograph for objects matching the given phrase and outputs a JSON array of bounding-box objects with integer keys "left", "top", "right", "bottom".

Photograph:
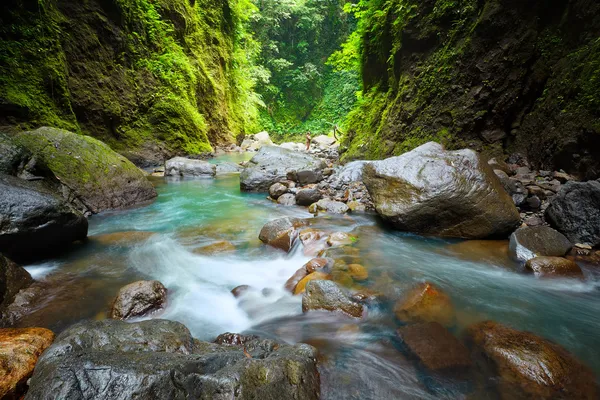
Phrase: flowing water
[{"left": 20, "top": 154, "right": 600, "bottom": 399}]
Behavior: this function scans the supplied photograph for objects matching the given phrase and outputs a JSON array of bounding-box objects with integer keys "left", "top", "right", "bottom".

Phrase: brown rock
[
  {"left": 0, "top": 254, "right": 33, "bottom": 313},
  {"left": 0, "top": 327, "right": 54, "bottom": 399},
  {"left": 327, "top": 232, "right": 357, "bottom": 247},
  {"left": 304, "top": 258, "right": 331, "bottom": 273},
  {"left": 444, "top": 240, "right": 512, "bottom": 267},
  {"left": 302, "top": 280, "right": 363, "bottom": 318},
  {"left": 467, "top": 321, "right": 597, "bottom": 399},
  {"left": 214, "top": 332, "right": 259, "bottom": 345},
  {"left": 231, "top": 285, "right": 250, "bottom": 298},
  {"left": 299, "top": 229, "right": 329, "bottom": 257},
  {"left": 525, "top": 256, "right": 584, "bottom": 278},
  {"left": 193, "top": 240, "right": 236, "bottom": 256},
  {"left": 91, "top": 231, "right": 156, "bottom": 246},
  {"left": 347, "top": 264, "right": 368, "bottom": 281},
  {"left": 350, "top": 289, "right": 385, "bottom": 304},
  {"left": 294, "top": 271, "right": 330, "bottom": 295},
  {"left": 396, "top": 322, "right": 471, "bottom": 372},
  {"left": 284, "top": 267, "right": 309, "bottom": 293},
  {"left": 394, "top": 282, "right": 455, "bottom": 326},
  {"left": 111, "top": 280, "right": 167, "bottom": 320},
  {"left": 258, "top": 217, "right": 309, "bottom": 252}
]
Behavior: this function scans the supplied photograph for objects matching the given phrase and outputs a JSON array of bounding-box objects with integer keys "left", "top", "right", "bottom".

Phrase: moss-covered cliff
[
  {"left": 0, "top": 0, "right": 259, "bottom": 162},
  {"left": 341, "top": 0, "right": 600, "bottom": 179}
]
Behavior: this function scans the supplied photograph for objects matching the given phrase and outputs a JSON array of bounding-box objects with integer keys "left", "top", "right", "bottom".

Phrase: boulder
[
  {"left": 294, "top": 271, "right": 331, "bottom": 295},
  {"left": 277, "top": 193, "right": 296, "bottom": 206},
  {"left": 299, "top": 228, "right": 329, "bottom": 256},
  {"left": 165, "top": 157, "right": 216, "bottom": 177},
  {"left": 311, "top": 135, "right": 336, "bottom": 148},
  {"left": 26, "top": 319, "right": 320, "bottom": 400},
  {"left": 509, "top": 226, "right": 572, "bottom": 262},
  {"left": 328, "top": 161, "right": 371, "bottom": 190},
  {"left": 258, "top": 217, "right": 309, "bottom": 252},
  {"left": 240, "top": 146, "right": 326, "bottom": 192},
  {"left": 525, "top": 256, "right": 584, "bottom": 278},
  {"left": 110, "top": 280, "right": 167, "bottom": 320},
  {"left": 0, "top": 254, "right": 33, "bottom": 313},
  {"left": 0, "top": 327, "right": 54, "bottom": 399},
  {"left": 545, "top": 180, "right": 600, "bottom": 247},
  {"left": 396, "top": 322, "right": 471, "bottom": 372},
  {"left": 215, "top": 162, "right": 243, "bottom": 175},
  {"left": 0, "top": 174, "right": 88, "bottom": 262},
  {"left": 269, "top": 182, "right": 288, "bottom": 199},
  {"left": 315, "top": 198, "right": 349, "bottom": 214},
  {"left": 0, "top": 133, "right": 32, "bottom": 176},
  {"left": 303, "top": 257, "right": 331, "bottom": 273},
  {"left": 16, "top": 127, "right": 157, "bottom": 213},
  {"left": 302, "top": 280, "right": 363, "bottom": 318},
  {"left": 240, "top": 131, "right": 274, "bottom": 151},
  {"left": 467, "top": 321, "right": 597, "bottom": 399},
  {"left": 327, "top": 232, "right": 357, "bottom": 246},
  {"left": 296, "top": 188, "right": 322, "bottom": 206},
  {"left": 363, "top": 142, "right": 520, "bottom": 239},
  {"left": 285, "top": 267, "right": 309, "bottom": 293},
  {"left": 393, "top": 282, "right": 455, "bottom": 326}
]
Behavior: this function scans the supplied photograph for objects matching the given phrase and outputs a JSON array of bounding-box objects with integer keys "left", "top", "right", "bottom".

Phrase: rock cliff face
[
  {"left": 343, "top": 0, "right": 600, "bottom": 179},
  {"left": 0, "top": 0, "right": 256, "bottom": 161}
]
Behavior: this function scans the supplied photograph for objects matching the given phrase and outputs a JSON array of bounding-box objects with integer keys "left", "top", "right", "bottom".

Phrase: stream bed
[{"left": 19, "top": 154, "right": 600, "bottom": 399}]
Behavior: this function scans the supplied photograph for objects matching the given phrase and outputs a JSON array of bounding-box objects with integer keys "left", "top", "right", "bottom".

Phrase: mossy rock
[{"left": 16, "top": 127, "right": 157, "bottom": 213}]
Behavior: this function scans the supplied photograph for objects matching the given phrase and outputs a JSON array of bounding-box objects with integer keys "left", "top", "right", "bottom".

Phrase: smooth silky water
[{"left": 20, "top": 154, "right": 600, "bottom": 399}]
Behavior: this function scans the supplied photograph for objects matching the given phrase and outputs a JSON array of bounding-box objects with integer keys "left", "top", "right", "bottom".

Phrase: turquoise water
[{"left": 22, "top": 155, "right": 600, "bottom": 399}]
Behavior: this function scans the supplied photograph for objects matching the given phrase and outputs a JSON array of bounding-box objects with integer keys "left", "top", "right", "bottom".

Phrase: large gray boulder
[
  {"left": 328, "top": 161, "right": 371, "bottom": 190},
  {"left": 545, "top": 180, "right": 600, "bottom": 247},
  {"left": 25, "top": 319, "right": 320, "bottom": 400},
  {"left": 509, "top": 226, "right": 572, "bottom": 262},
  {"left": 240, "top": 146, "right": 326, "bottom": 192},
  {"left": 0, "top": 174, "right": 88, "bottom": 262},
  {"left": 165, "top": 157, "right": 216, "bottom": 177},
  {"left": 363, "top": 142, "right": 520, "bottom": 239}
]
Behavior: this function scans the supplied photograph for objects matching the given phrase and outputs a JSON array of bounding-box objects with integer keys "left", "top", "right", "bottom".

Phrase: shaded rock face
[
  {"left": 240, "top": 146, "right": 326, "bottom": 192},
  {"left": 396, "top": 322, "right": 471, "bottom": 372},
  {"left": 302, "top": 280, "right": 363, "bottom": 318},
  {"left": 363, "top": 143, "right": 520, "bottom": 239},
  {"left": 467, "top": 321, "right": 597, "bottom": 399},
  {"left": 393, "top": 282, "right": 455, "bottom": 327},
  {"left": 0, "top": 133, "right": 32, "bottom": 176},
  {"left": 545, "top": 180, "right": 600, "bottom": 247},
  {"left": 0, "top": 327, "right": 55, "bottom": 399},
  {"left": 525, "top": 256, "right": 583, "bottom": 279},
  {"left": 258, "top": 217, "right": 309, "bottom": 252},
  {"left": 165, "top": 157, "right": 216, "bottom": 178},
  {"left": 110, "top": 280, "right": 167, "bottom": 320},
  {"left": 0, "top": 254, "right": 33, "bottom": 313},
  {"left": 26, "top": 319, "right": 320, "bottom": 400},
  {"left": 509, "top": 226, "right": 572, "bottom": 263},
  {"left": 0, "top": 174, "right": 88, "bottom": 262},
  {"left": 16, "top": 128, "right": 157, "bottom": 213}
]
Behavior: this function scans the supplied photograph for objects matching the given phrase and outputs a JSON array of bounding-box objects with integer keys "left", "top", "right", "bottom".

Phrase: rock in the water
[
  {"left": 327, "top": 232, "right": 357, "bottom": 246},
  {"left": 193, "top": 241, "right": 236, "bottom": 256},
  {"left": 394, "top": 282, "right": 455, "bottom": 326},
  {"left": 0, "top": 174, "right": 88, "bottom": 262},
  {"left": 545, "top": 180, "right": 600, "bottom": 247},
  {"left": 0, "top": 254, "right": 33, "bottom": 313},
  {"left": 240, "top": 146, "right": 325, "bottom": 192},
  {"left": 285, "top": 267, "right": 309, "bottom": 293},
  {"left": 302, "top": 280, "right": 363, "bottom": 317},
  {"left": 277, "top": 193, "right": 296, "bottom": 206},
  {"left": 467, "top": 321, "right": 597, "bottom": 399},
  {"left": 363, "top": 142, "right": 520, "bottom": 239},
  {"left": 347, "top": 264, "right": 368, "bottom": 281},
  {"left": 165, "top": 156, "right": 216, "bottom": 177},
  {"left": 258, "top": 217, "right": 309, "bottom": 252},
  {"left": 231, "top": 285, "right": 250, "bottom": 298},
  {"left": 396, "top": 322, "right": 471, "bottom": 372},
  {"left": 509, "top": 226, "right": 572, "bottom": 262},
  {"left": 215, "top": 162, "right": 243, "bottom": 175},
  {"left": 269, "top": 182, "right": 288, "bottom": 199},
  {"left": 296, "top": 188, "right": 322, "bottom": 206},
  {"left": 16, "top": 127, "right": 157, "bottom": 213},
  {"left": 315, "top": 198, "right": 349, "bottom": 214},
  {"left": 110, "top": 280, "right": 167, "bottom": 320},
  {"left": 0, "top": 327, "right": 54, "bottom": 399},
  {"left": 294, "top": 271, "right": 331, "bottom": 295},
  {"left": 525, "top": 256, "right": 583, "bottom": 278},
  {"left": 26, "top": 319, "right": 320, "bottom": 400}
]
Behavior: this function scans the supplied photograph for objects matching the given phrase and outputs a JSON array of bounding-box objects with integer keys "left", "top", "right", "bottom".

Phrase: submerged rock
[
  {"left": 545, "top": 180, "right": 600, "bottom": 247},
  {"left": 509, "top": 226, "right": 572, "bottom": 262},
  {"left": 393, "top": 282, "right": 455, "bottom": 326},
  {"left": 467, "top": 321, "right": 597, "bottom": 399},
  {"left": 363, "top": 142, "right": 520, "bottom": 239},
  {"left": 193, "top": 240, "right": 236, "bottom": 256},
  {"left": 26, "top": 319, "right": 320, "bottom": 400},
  {"left": 294, "top": 271, "right": 331, "bottom": 295},
  {"left": 302, "top": 280, "right": 363, "bottom": 317},
  {"left": 258, "top": 217, "right": 309, "bottom": 252},
  {"left": 110, "top": 280, "right": 167, "bottom": 320},
  {"left": 0, "top": 174, "right": 88, "bottom": 262},
  {"left": 0, "top": 327, "right": 54, "bottom": 399},
  {"left": 16, "top": 127, "right": 157, "bottom": 213},
  {"left": 327, "top": 232, "right": 357, "bottom": 246},
  {"left": 525, "top": 256, "right": 583, "bottom": 278},
  {"left": 165, "top": 156, "right": 216, "bottom": 177},
  {"left": 0, "top": 254, "right": 33, "bottom": 314}
]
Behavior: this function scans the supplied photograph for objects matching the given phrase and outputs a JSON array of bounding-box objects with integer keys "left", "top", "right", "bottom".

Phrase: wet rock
[
  {"left": 0, "top": 133, "right": 33, "bottom": 176},
  {"left": 16, "top": 127, "right": 157, "bottom": 213},
  {"left": 193, "top": 240, "right": 236, "bottom": 256},
  {"left": 231, "top": 285, "right": 250, "bottom": 298},
  {"left": 328, "top": 161, "right": 371, "bottom": 190},
  {"left": 277, "top": 193, "right": 296, "bottom": 206},
  {"left": 350, "top": 288, "right": 385, "bottom": 304},
  {"left": 0, "top": 174, "right": 88, "bottom": 262},
  {"left": 285, "top": 267, "right": 309, "bottom": 293},
  {"left": 363, "top": 142, "right": 520, "bottom": 239},
  {"left": 302, "top": 280, "right": 363, "bottom": 318},
  {"left": 258, "top": 217, "right": 309, "bottom": 252},
  {"left": 91, "top": 231, "right": 156, "bottom": 246},
  {"left": 315, "top": 198, "right": 349, "bottom": 214},
  {"left": 294, "top": 271, "right": 331, "bottom": 295},
  {"left": 214, "top": 332, "right": 259, "bottom": 345},
  {"left": 393, "top": 282, "right": 455, "bottom": 326},
  {"left": 295, "top": 170, "right": 323, "bottom": 185},
  {"left": 26, "top": 319, "right": 320, "bottom": 400},
  {"left": 215, "top": 162, "right": 243, "bottom": 175},
  {"left": 165, "top": 157, "right": 216, "bottom": 178},
  {"left": 0, "top": 327, "right": 54, "bottom": 399},
  {"left": 327, "top": 232, "right": 357, "bottom": 247},
  {"left": 545, "top": 180, "right": 600, "bottom": 247},
  {"left": 269, "top": 182, "right": 288, "bottom": 199},
  {"left": 467, "top": 321, "right": 597, "bottom": 399},
  {"left": 525, "top": 256, "right": 584, "bottom": 278},
  {"left": 299, "top": 229, "right": 329, "bottom": 256},
  {"left": 444, "top": 240, "right": 511, "bottom": 267},
  {"left": 396, "top": 322, "right": 471, "bottom": 372},
  {"left": 0, "top": 254, "right": 33, "bottom": 313},
  {"left": 240, "top": 146, "right": 325, "bottom": 192},
  {"left": 110, "top": 280, "right": 167, "bottom": 320},
  {"left": 347, "top": 264, "right": 368, "bottom": 281},
  {"left": 296, "top": 188, "right": 322, "bottom": 206},
  {"left": 509, "top": 226, "right": 572, "bottom": 262},
  {"left": 304, "top": 257, "right": 331, "bottom": 273}
]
